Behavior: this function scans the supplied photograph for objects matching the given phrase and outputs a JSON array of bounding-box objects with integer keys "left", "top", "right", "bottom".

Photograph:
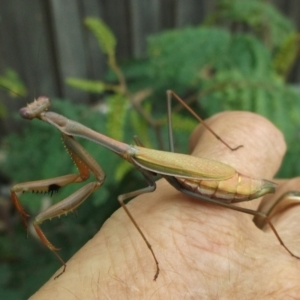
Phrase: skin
[{"left": 30, "top": 111, "right": 300, "bottom": 299}]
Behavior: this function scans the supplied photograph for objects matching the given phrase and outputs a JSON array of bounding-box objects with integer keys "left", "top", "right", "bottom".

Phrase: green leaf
[
  {"left": 85, "top": 17, "right": 116, "bottom": 56},
  {"left": 115, "top": 160, "right": 133, "bottom": 181},
  {"left": 106, "top": 94, "right": 128, "bottom": 141},
  {"left": 273, "top": 33, "right": 300, "bottom": 78},
  {"left": 0, "top": 68, "right": 27, "bottom": 97},
  {"left": 212, "top": 0, "right": 295, "bottom": 49},
  {"left": 129, "top": 103, "right": 152, "bottom": 148},
  {"left": 66, "top": 77, "right": 106, "bottom": 93}
]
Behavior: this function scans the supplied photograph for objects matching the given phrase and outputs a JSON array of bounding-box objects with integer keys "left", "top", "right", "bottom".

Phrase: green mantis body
[{"left": 11, "top": 91, "right": 300, "bottom": 280}]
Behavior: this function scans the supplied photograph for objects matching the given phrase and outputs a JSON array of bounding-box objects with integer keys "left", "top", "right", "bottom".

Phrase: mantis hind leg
[
  {"left": 254, "top": 191, "right": 300, "bottom": 229},
  {"left": 165, "top": 176, "right": 300, "bottom": 260},
  {"left": 253, "top": 191, "right": 300, "bottom": 258}
]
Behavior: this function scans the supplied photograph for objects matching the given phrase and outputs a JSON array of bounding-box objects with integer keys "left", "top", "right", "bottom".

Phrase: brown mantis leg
[
  {"left": 11, "top": 133, "right": 105, "bottom": 278},
  {"left": 254, "top": 191, "right": 300, "bottom": 229},
  {"left": 166, "top": 176, "right": 300, "bottom": 259},
  {"left": 133, "top": 135, "right": 145, "bottom": 147},
  {"left": 166, "top": 90, "right": 243, "bottom": 152},
  {"left": 118, "top": 169, "right": 160, "bottom": 280}
]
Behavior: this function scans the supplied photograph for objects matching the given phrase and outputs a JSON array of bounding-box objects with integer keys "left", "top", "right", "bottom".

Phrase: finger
[{"left": 188, "top": 111, "right": 300, "bottom": 260}]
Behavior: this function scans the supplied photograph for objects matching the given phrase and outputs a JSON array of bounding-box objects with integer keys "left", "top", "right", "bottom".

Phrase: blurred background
[{"left": 1, "top": 0, "right": 300, "bottom": 298}]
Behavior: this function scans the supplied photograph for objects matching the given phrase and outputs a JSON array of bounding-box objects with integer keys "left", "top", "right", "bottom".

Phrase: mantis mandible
[{"left": 11, "top": 91, "right": 300, "bottom": 280}]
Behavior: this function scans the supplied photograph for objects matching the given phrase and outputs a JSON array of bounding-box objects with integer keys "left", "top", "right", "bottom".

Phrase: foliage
[
  {"left": 122, "top": 0, "right": 300, "bottom": 178},
  {"left": 0, "top": 69, "right": 27, "bottom": 98},
  {"left": 66, "top": 78, "right": 106, "bottom": 93},
  {"left": 0, "top": 69, "right": 27, "bottom": 118},
  {"left": 85, "top": 17, "right": 116, "bottom": 58},
  {"left": 273, "top": 33, "right": 300, "bottom": 78},
  {"left": 205, "top": 0, "right": 295, "bottom": 50}
]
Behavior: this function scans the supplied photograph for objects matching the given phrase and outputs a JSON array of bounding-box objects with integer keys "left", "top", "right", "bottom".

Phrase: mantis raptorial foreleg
[
  {"left": 11, "top": 92, "right": 300, "bottom": 281},
  {"left": 11, "top": 131, "right": 105, "bottom": 278}
]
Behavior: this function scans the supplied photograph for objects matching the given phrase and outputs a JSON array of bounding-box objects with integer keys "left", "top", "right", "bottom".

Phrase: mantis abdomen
[{"left": 178, "top": 173, "right": 275, "bottom": 203}]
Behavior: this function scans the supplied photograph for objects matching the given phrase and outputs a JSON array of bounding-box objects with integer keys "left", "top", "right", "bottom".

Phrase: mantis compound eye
[{"left": 19, "top": 96, "right": 50, "bottom": 119}]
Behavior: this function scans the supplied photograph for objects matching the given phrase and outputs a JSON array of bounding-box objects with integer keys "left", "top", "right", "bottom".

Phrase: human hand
[{"left": 30, "top": 111, "right": 300, "bottom": 299}]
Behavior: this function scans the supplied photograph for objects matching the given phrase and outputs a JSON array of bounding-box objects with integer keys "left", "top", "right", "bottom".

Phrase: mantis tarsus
[{"left": 11, "top": 91, "right": 300, "bottom": 280}]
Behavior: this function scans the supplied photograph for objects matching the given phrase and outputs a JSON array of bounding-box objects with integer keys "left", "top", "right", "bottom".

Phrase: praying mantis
[{"left": 10, "top": 91, "right": 300, "bottom": 280}]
